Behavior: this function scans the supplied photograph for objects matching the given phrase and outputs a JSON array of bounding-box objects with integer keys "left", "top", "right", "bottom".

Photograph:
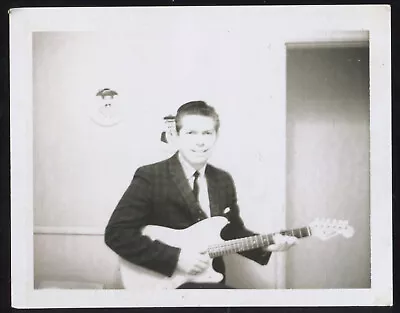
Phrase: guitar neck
[{"left": 208, "top": 226, "right": 311, "bottom": 258}]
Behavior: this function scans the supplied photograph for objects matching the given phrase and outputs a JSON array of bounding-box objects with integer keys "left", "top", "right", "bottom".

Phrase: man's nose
[{"left": 195, "top": 135, "right": 205, "bottom": 146}]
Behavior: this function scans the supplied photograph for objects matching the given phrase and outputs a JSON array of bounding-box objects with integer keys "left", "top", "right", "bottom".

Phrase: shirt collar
[{"left": 178, "top": 152, "right": 206, "bottom": 179}]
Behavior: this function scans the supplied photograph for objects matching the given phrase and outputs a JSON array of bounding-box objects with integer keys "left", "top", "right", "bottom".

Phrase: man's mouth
[{"left": 191, "top": 149, "right": 208, "bottom": 153}]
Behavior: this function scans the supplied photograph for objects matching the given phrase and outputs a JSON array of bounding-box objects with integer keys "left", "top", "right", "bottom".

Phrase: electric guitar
[{"left": 119, "top": 216, "right": 354, "bottom": 290}]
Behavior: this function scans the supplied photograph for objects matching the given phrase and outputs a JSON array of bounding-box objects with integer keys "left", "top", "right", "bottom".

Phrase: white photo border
[{"left": 10, "top": 5, "right": 392, "bottom": 308}]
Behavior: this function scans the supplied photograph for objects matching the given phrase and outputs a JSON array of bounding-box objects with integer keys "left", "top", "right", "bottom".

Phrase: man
[{"left": 105, "top": 101, "right": 297, "bottom": 289}]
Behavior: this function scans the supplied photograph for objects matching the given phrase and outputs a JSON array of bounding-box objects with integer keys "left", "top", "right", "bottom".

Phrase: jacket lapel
[
  {"left": 168, "top": 153, "right": 205, "bottom": 220},
  {"left": 205, "top": 165, "right": 221, "bottom": 217}
]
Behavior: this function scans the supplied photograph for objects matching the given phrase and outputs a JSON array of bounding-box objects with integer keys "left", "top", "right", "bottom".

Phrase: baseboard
[{"left": 34, "top": 226, "right": 104, "bottom": 236}]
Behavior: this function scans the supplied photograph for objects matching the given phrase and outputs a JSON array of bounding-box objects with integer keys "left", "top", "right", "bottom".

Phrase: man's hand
[
  {"left": 177, "top": 249, "right": 210, "bottom": 275},
  {"left": 266, "top": 233, "right": 298, "bottom": 252}
]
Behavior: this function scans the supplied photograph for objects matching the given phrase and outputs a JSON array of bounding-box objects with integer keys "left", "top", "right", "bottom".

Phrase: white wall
[
  {"left": 286, "top": 46, "right": 370, "bottom": 288},
  {"left": 33, "top": 27, "right": 286, "bottom": 289}
]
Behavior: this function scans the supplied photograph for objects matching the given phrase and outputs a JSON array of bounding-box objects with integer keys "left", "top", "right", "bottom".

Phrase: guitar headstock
[{"left": 309, "top": 218, "right": 355, "bottom": 240}]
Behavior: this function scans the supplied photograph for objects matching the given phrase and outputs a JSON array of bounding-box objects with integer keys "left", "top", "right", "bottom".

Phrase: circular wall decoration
[{"left": 89, "top": 88, "right": 122, "bottom": 127}]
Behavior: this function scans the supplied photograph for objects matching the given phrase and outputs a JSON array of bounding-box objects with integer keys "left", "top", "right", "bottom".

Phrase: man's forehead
[{"left": 180, "top": 115, "right": 216, "bottom": 128}]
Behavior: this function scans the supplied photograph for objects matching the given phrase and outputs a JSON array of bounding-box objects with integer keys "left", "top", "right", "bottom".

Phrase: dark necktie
[{"left": 193, "top": 171, "right": 200, "bottom": 201}]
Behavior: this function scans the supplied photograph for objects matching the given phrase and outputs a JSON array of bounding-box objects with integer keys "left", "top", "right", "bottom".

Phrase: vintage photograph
[{"left": 10, "top": 5, "right": 391, "bottom": 307}]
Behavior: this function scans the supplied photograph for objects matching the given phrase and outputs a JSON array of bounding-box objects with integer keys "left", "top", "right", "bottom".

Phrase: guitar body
[{"left": 119, "top": 216, "right": 229, "bottom": 290}]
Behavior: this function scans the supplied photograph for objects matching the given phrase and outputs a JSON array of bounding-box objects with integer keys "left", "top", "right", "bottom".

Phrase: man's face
[{"left": 176, "top": 115, "right": 218, "bottom": 168}]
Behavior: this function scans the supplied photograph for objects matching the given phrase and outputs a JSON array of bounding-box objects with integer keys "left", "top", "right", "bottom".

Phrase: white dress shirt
[{"left": 178, "top": 153, "right": 211, "bottom": 217}]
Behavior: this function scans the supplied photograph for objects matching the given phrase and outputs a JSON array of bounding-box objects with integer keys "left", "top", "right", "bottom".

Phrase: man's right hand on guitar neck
[{"left": 177, "top": 249, "right": 210, "bottom": 275}]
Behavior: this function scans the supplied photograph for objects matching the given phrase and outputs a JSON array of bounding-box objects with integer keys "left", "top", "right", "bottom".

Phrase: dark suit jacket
[{"left": 105, "top": 153, "right": 271, "bottom": 278}]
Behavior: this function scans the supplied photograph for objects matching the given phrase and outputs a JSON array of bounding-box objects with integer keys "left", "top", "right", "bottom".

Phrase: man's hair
[{"left": 175, "top": 101, "right": 220, "bottom": 134}]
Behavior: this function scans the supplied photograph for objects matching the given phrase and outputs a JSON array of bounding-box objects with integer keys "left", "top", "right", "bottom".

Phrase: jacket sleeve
[
  {"left": 220, "top": 173, "right": 272, "bottom": 266},
  {"left": 104, "top": 166, "right": 181, "bottom": 277}
]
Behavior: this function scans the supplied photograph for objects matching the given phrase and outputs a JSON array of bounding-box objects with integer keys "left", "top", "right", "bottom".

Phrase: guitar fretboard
[{"left": 207, "top": 227, "right": 311, "bottom": 258}]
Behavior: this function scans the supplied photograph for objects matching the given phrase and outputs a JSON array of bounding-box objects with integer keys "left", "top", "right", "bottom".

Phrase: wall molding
[{"left": 34, "top": 226, "right": 105, "bottom": 236}]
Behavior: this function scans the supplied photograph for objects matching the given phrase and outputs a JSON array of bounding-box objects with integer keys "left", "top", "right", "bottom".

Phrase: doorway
[{"left": 285, "top": 43, "right": 370, "bottom": 288}]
